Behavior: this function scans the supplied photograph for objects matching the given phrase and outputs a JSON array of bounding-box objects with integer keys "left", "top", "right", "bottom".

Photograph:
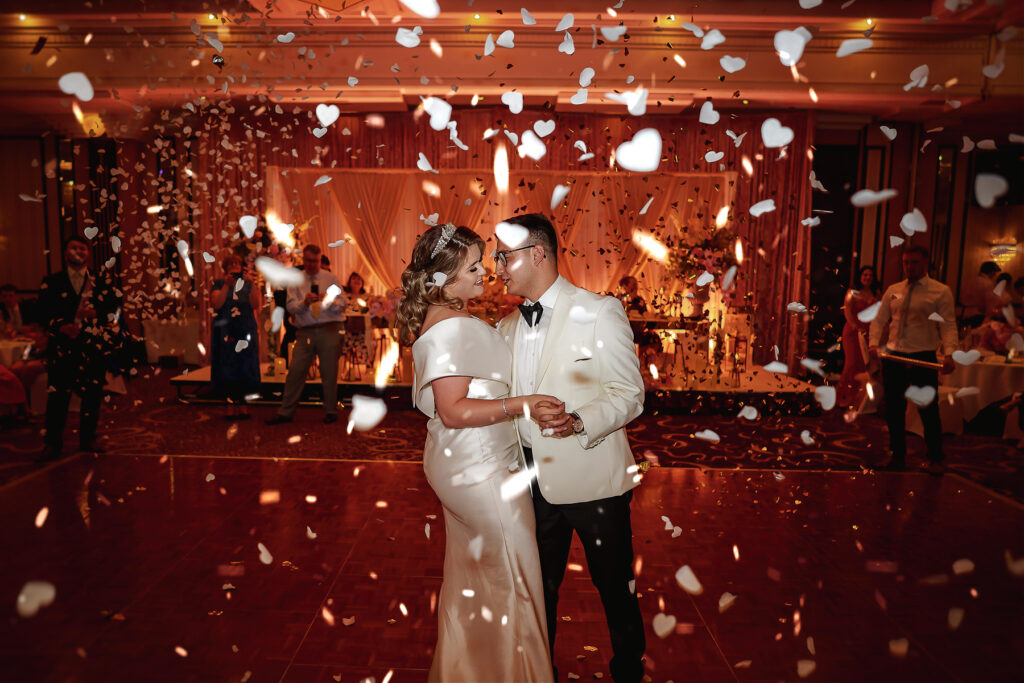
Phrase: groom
[{"left": 495, "top": 213, "right": 646, "bottom": 682}]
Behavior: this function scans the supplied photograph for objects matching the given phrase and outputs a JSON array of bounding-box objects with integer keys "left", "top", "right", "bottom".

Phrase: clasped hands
[{"left": 526, "top": 396, "right": 574, "bottom": 438}]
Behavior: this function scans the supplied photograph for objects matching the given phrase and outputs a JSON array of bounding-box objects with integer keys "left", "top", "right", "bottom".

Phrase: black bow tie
[{"left": 519, "top": 301, "right": 543, "bottom": 327}]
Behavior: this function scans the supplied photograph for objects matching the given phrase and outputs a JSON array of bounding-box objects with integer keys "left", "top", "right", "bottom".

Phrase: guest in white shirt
[
  {"left": 961, "top": 261, "right": 1001, "bottom": 328},
  {"left": 265, "top": 244, "right": 347, "bottom": 425},
  {"left": 869, "top": 245, "right": 958, "bottom": 474}
]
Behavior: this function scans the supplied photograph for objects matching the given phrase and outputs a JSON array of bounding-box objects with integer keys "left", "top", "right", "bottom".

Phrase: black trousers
[
  {"left": 524, "top": 446, "right": 646, "bottom": 683},
  {"left": 45, "top": 376, "right": 102, "bottom": 449},
  {"left": 881, "top": 350, "right": 944, "bottom": 464}
]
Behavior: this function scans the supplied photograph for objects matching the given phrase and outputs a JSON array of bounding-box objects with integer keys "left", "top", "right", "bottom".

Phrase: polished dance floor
[{"left": 2, "top": 449, "right": 1022, "bottom": 682}]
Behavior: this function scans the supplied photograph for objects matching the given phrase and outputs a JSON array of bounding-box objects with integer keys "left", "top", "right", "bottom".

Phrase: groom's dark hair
[{"left": 502, "top": 213, "right": 558, "bottom": 266}]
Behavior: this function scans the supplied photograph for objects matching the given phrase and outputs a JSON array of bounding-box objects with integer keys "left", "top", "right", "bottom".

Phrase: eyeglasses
[{"left": 492, "top": 244, "right": 536, "bottom": 267}]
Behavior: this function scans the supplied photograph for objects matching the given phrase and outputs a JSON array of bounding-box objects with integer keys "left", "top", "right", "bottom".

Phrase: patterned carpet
[{"left": 2, "top": 370, "right": 1021, "bottom": 502}]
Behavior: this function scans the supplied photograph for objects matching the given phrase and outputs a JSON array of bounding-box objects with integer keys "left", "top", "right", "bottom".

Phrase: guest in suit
[
  {"left": 265, "top": 244, "right": 346, "bottom": 425},
  {"left": 210, "top": 254, "right": 262, "bottom": 420},
  {"left": 961, "top": 260, "right": 1001, "bottom": 328},
  {"left": 838, "top": 266, "right": 880, "bottom": 407},
  {"left": 869, "top": 245, "right": 958, "bottom": 475},
  {"left": 37, "top": 235, "right": 120, "bottom": 461},
  {"left": 495, "top": 213, "right": 646, "bottom": 682}
]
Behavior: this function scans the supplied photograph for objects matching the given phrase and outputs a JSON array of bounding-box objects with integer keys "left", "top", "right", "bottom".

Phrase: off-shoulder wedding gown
[{"left": 412, "top": 316, "right": 553, "bottom": 682}]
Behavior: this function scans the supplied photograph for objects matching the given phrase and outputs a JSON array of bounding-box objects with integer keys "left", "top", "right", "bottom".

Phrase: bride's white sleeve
[{"left": 412, "top": 318, "right": 511, "bottom": 417}]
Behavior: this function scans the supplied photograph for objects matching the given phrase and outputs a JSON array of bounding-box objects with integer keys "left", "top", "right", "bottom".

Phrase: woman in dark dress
[{"left": 210, "top": 254, "right": 262, "bottom": 419}]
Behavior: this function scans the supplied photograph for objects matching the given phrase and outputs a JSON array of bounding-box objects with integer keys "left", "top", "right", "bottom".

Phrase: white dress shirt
[
  {"left": 285, "top": 270, "right": 347, "bottom": 328},
  {"left": 514, "top": 275, "right": 567, "bottom": 447},
  {"left": 869, "top": 276, "right": 958, "bottom": 356}
]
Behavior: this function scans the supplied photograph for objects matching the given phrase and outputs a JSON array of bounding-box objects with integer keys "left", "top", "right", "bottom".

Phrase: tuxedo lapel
[{"left": 536, "top": 285, "right": 573, "bottom": 383}]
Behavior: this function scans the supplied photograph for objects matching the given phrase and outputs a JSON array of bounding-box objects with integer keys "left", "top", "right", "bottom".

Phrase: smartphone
[{"left": 310, "top": 283, "right": 320, "bottom": 294}]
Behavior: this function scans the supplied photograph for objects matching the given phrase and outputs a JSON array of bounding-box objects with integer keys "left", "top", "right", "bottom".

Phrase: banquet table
[
  {"left": 943, "top": 355, "right": 1024, "bottom": 421},
  {"left": 0, "top": 339, "right": 33, "bottom": 367}
]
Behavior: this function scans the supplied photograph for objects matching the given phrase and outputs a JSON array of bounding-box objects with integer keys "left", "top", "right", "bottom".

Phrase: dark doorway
[{"left": 807, "top": 144, "right": 860, "bottom": 370}]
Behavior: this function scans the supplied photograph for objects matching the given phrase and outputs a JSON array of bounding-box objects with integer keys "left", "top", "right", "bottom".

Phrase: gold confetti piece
[
  {"left": 34, "top": 507, "right": 48, "bottom": 528},
  {"left": 583, "top": 645, "right": 598, "bottom": 652},
  {"left": 567, "top": 674, "right": 580, "bottom": 680},
  {"left": 322, "top": 606, "right": 335, "bottom": 626},
  {"left": 734, "top": 660, "right": 752, "bottom": 668},
  {"left": 797, "top": 660, "right": 815, "bottom": 678},
  {"left": 174, "top": 646, "right": 188, "bottom": 657},
  {"left": 948, "top": 607, "right": 965, "bottom": 631},
  {"left": 259, "top": 490, "right": 280, "bottom": 505},
  {"left": 342, "top": 616, "right": 356, "bottom": 626},
  {"left": 889, "top": 638, "right": 909, "bottom": 658}
]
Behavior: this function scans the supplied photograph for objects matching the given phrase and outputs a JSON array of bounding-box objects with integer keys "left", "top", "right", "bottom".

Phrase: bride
[{"left": 396, "top": 223, "right": 556, "bottom": 682}]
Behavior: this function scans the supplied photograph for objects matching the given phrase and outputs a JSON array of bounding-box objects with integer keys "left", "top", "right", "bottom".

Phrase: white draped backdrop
[{"left": 267, "top": 166, "right": 737, "bottom": 301}]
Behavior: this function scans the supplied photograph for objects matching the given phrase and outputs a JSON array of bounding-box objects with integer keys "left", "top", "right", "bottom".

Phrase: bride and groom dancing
[{"left": 395, "top": 214, "right": 647, "bottom": 682}]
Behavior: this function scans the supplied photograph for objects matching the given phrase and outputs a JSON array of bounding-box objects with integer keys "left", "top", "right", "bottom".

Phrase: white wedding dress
[{"left": 413, "top": 316, "right": 553, "bottom": 683}]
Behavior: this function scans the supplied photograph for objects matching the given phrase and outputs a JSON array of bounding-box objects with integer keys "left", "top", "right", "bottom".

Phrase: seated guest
[
  {"left": 961, "top": 261, "right": 1001, "bottom": 328},
  {"left": 1014, "top": 277, "right": 1024, "bottom": 320},
  {"left": 210, "top": 254, "right": 262, "bottom": 420},
  {"left": 978, "top": 313, "right": 1024, "bottom": 354},
  {"left": 838, "top": 266, "right": 881, "bottom": 407},
  {"left": 0, "top": 284, "right": 26, "bottom": 336},
  {"left": 343, "top": 272, "right": 368, "bottom": 304}
]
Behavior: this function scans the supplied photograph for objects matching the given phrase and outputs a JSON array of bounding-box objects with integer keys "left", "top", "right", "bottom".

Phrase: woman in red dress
[{"left": 838, "top": 266, "right": 880, "bottom": 407}]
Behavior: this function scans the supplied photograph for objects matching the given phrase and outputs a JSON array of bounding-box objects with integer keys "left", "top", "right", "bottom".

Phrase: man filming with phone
[{"left": 266, "top": 244, "right": 347, "bottom": 425}]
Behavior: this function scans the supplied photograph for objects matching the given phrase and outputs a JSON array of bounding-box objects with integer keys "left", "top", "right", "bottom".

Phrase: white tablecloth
[
  {"left": 943, "top": 356, "right": 1024, "bottom": 421},
  {"left": 0, "top": 339, "right": 32, "bottom": 367}
]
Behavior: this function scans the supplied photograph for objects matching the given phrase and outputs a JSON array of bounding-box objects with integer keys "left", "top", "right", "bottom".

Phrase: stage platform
[{"left": 171, "top": 363, "right": 819, "bottom": 416}]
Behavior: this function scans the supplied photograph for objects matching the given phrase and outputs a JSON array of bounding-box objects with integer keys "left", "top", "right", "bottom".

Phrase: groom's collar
[{"left": 524, "top": 275, "right": 566, "bottom": 309}]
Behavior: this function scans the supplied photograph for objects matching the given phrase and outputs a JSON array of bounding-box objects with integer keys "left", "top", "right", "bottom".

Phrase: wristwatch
[{"left": 570, "top": 412, "right": 584, "bottom": 434}]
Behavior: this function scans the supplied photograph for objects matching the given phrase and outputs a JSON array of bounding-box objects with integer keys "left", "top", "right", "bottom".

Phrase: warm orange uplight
[
  {"left": 632, "top": 231, "right": 668, "bottom": 262},
  {"left": 715, "top": 206, "right": 729, "bottom": 229},
  {"left": 493, "top": 144, "right": 509, "bottom": 194},
  {"left": 375, "top": 338, "right": 400, "bottom": 389}
]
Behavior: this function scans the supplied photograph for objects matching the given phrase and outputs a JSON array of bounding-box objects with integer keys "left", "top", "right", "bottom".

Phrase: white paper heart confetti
[
  {"left": 257, "top": 542, "right": 273, "bottom": 565},
  {"left": 496, "top": 30, "right": 515, "bottom": 49},
  {"left": 550, "top": 184, "right": 570, "bottom": 209},
  {"left": 521, "top": 8, "right": 536, "bottom": 25},
  {"left": 256, "top": 257, "right": 305, "bottom": 287},
  {"left": 398, "top": 0, "right": 440, "bottom": 19},
  {"left": 814, "top": 385, "right": 836, "bottom": 411},
  {"left": 974, "top": 173, "right": 1008, "bottom": 208},
  {"left": 495, "top": 221, "right": 530, "bottom": 248},
  {"left": 890, "top": 236, "right": 905, "bottom": 248},
  {"left": 952, "top": 349, "right": 980, "bottom": 366},
  {"left": 558, "top": 32, "right": 575, "bottom": 55},
  {"left": 58, "top": 72, "right": 94, "bottom": 101},
  {"left": 501, "top": 90, "right": 524, "bottom": 114},
  {"left": 16, "top": 581, "right": 56, "bottom": 618},
  {"left": 761, "top": 118, "right": 794, "bottom": 147},
  {"left": 904, "top": 385, "right": 936, "bottom": 407},
  {"left": 348, "top": 394, "right": 388, "bottom": 432},
  {"left": 430, "top": 272, "right": 447, "bottom": 288},
  {"left": 570, "top": 88, "right": 588, "bottom": 105},
  {"left": 857, "top": 301, "right": 881, "bottom": 323},
  {"left": 395, "top": 26, "right": 422, "bottom": 48},
  {"left": 517, "top": 130, "right": 547, "bottom": 161},
  {"left": 800, "top": 430, "right": 815, "bottom": 445},
  {"left": 615, "top": 129, "right": 662, "bottom": 172},
  {"left": 880, "top": 126, "right": 897, "bottom": 141},
  {"left": 763, "top": 361, "right": 789, "bottom": 374},
  {"left": 556, "top": 14, "right": 574, "bottom": 31},
  {"left": 696, "top": 271, "right": 714, "bottom": 287},
  {"left": 720, "top": 56, "right": 746, "bottom": 73},
  {"left": 315, "top": 104, "right": 339, "bottom": 127},
  {"left": 774, "top": 27, "right": 811, "bottom": 66},
  {"left": 693, "top": 429, "right": 720, "bottom": 443},
  {"left": 699, "top": 101, "right": 720, "bottom": 125},
  {"left": 533, "top": 120, "right": 556, "bottom": 138},
  {"left": 422, "top": 97, "right": 452, "bottom": 131},
  {"left": 899, "top": 208, "right": 927, "bottom": 235},
  {"left": 314, "top": 174, "right": 331, "bottom": 188},
  {"left": 652, "top": 613, "right": 676, "bottom": 638},
  {"left": 837, "top": 38, "right": 872, "bottom": 57},
  {"left": 600, "top": 25, "right": 628, "bottom": 42},
  {"left": 718, "top": 592, "right": 737, "bottom": 613},
  {"left": 701, "top": 29, "right": 725, "bottom": 50},
  {"left": 850, "top": 188, "right": 898, "bottom": 207},
  {"left": 737, "top": 405, "right": 759, "bottom": 420},
  {"left": 675, "top": 565, "right": 704, "bottom": 594},
  {"left": 239, "top": 215, "right": 258, "bottom": 238},
  {"left": 83, "top": 226, "right": 99, "bottom": 240},
  {"left": 749, "top": 199, "right": 776, "bottom": 217},
  {"left": 417, "top": 153, "right": 437, "bottom": 174}
]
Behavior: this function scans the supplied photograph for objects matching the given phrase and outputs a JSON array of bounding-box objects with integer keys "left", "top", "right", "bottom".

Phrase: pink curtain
[{"left": 193, "top": 107, "right": 813, "bottom": 365}]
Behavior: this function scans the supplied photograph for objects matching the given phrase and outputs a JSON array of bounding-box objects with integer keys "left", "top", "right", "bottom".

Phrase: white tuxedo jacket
[{"left": 497, "top": 280, "right": 645, "bottom": 505}]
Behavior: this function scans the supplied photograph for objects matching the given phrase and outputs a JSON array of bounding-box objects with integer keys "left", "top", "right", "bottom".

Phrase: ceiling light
[
  {"left": 473, "top": 13, "right": 480, "bottom": 19},
  {"left": 866, "top": 18, "right": 873, "bottom": 25}
]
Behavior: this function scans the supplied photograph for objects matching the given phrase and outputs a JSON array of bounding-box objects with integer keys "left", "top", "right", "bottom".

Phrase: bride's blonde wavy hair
[{"left": 396, "top": 224, "right": 486, "bottom": 345}]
